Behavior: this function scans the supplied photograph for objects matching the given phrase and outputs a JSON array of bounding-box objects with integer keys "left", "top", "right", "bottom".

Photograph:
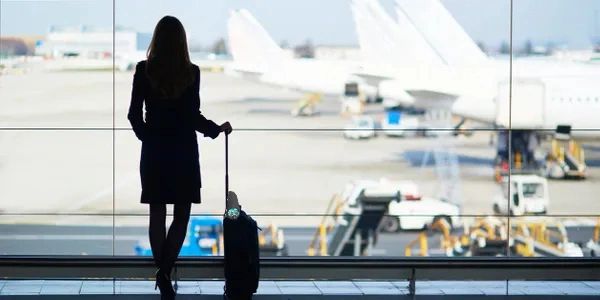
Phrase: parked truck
[{"left": 493, "top": 174, "right": 549, "bottom": 216}]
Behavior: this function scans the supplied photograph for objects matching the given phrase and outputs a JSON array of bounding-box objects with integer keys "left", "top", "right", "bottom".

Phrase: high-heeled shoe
[{"left": 155, "top": 268, "right": 175, "bottom": 300}]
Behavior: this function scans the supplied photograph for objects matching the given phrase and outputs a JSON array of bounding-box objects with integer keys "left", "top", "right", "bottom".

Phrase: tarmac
[{"left": 1, "top": 67, "right": 599, "bottom": 228}]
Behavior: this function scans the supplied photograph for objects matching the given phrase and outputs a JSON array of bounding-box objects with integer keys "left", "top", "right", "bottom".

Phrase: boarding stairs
[
  {"left": 546, "top": 138, "right": 586, "bottom": 179},
  {"left": 307, "top": 191, "right": 398, "bottom": 257},
  {"left": 512, "top": 221, "right": 583, "bottom": 257}
]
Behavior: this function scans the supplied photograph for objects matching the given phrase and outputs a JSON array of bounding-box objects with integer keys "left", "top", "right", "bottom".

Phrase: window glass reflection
[{"left": 0, "top": 0, "right": 599, "bottom": 260}]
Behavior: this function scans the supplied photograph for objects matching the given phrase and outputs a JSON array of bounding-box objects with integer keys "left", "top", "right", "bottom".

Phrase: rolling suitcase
[{"left": 223, "top": 134, "right": 260, "bottom": 300}]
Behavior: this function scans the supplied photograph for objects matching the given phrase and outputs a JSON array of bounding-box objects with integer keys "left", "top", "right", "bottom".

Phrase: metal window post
[
  {"left": 409, "top": 268, "right": 416, "bottom": 296},
  {"left": 354, "top": 231, "right": 362, "bottom": 256}
]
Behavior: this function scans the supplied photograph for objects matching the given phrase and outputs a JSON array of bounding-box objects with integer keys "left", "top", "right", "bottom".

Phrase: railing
[{"left": 1, "top": 256, "right": 599, "bottom": 295}]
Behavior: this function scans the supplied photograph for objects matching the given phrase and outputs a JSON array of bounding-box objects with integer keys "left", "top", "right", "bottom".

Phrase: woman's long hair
[{"left": 146, "top": 16, "right": 194, "bottom": 98}]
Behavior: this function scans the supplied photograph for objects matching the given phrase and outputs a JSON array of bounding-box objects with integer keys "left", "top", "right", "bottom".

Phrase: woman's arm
[
  {"left": 127, "top": 62, "right": 147, "bottom": 141},
  {"left": 191, "top": 66, "right": 221, "bottom": 139}
]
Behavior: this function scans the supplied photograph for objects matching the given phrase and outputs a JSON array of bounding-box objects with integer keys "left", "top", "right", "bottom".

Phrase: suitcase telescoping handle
[
  {"left": 224, "top": 133, "right": 240, "bottom": 219},
  {"left": 225, "top": 133, "right": 229, "bottom": 202}
]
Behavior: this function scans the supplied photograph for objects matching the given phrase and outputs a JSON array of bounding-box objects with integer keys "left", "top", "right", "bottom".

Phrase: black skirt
[{"left": 139, "top": 134, "right": 202, "bottom": 204}]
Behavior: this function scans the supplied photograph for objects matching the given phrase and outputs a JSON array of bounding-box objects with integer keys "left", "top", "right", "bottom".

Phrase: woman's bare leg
[
  {"left": 160, "top": 202, "right": 192, "bottom": 274},
  {"left": 149, "top": 203, "right": 167, "bottom": 268}
]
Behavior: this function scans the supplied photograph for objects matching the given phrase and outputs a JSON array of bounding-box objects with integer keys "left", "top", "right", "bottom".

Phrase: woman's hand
[{"left": 220, "top": 121, "right": 232, "bottom": 135}]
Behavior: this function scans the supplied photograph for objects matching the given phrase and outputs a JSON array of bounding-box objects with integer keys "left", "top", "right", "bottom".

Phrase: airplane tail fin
[
  {"left": 227, "top": 9, "right": 287, "bottom": 74},
  {"left": 351, "top": 0, "right": 444, "bottom": 67},
  {"left": 395, "top": 0, "right": 488, "bottom": 66},
  {"left": 350, "top": 0, "right": 390, "bottom": 66}
]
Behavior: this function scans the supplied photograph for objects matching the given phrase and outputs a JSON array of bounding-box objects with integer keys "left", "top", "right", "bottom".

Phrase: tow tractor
[
  {"left": 493, "top": 174, "right": 549, "bottom": 216},
  {"left": 135, "top": 217, "right": 288, "bottom": 257}
]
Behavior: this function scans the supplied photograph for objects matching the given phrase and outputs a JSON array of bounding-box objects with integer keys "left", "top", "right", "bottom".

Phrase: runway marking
[
  {"left": 0, "top": 233, "right": 314, "bottom": 241},
  {"left": 0, "top": 234, "right": 145, "bottom": 241}
]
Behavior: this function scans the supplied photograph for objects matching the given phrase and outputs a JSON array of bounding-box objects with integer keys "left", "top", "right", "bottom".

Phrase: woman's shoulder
[
  {"left": 191, "top": 63, "right": 200, "bottom": 82},
  {"left": 136, "top": 60, "right": 147, "bottom": 71}
]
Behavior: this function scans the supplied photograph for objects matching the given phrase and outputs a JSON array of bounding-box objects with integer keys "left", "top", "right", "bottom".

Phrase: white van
[
  {"left": 493, "top": 175, "right": 549, "bottom": 215},
  {"left": 343, "top": 116, "right": 376, "bottom": 139}
]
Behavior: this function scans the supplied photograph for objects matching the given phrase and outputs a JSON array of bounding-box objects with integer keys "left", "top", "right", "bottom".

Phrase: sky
[{"left": 1, "top": 0, "right": 600, "bottom": 49}]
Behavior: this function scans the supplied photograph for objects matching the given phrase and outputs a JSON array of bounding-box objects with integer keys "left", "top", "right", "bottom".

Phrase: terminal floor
[{"left": 1, "top": 280, "right": 599, "bottom": 299}]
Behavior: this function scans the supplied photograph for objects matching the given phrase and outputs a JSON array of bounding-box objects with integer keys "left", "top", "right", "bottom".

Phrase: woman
[{"left": 127, "top": 16, "right": 232, "bottom": 299}]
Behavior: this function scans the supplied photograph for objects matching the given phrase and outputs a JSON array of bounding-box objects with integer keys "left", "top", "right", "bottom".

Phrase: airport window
[{"left": 1, "top": 0, "right": 599, "bottom": 261}]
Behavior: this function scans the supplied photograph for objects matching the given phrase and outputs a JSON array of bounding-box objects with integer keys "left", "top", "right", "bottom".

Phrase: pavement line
[{"left": 0, "top": 234, "right": 145, "bottom": 241}]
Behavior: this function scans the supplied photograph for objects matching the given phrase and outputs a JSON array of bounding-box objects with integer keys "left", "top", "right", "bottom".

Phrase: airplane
[
  {"left": 227, "top": 9, "right": 367, "bottom": 100},
  {"left": 228, "top": 1, "right": 600, "bottom": 134},
  {"left": 228, "top": 1, "right": 599, "bottom": 178},
  {"left": 351, "top": 0, "right": 600, "bottom": 177},
  {"left": 352, "top": 0, "right": 600, "bottom": 136}
]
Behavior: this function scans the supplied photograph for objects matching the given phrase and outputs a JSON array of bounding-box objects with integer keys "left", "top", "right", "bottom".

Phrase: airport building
[
  {"left": 34, "top": 26, "right": 150, "bottom": 59},
  {"left": 314, "top": 45, "right": 362, "bottom": 60}
]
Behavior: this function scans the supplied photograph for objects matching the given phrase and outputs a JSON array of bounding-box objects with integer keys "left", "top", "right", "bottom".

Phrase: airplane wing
[{"left": 351, "top": 68, "right": 395, "bottom": 87}]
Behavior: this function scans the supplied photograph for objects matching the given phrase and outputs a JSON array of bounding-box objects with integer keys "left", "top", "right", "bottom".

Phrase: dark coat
[{"left": 127, "top": 61, "right": 221, "bottom": 204}]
